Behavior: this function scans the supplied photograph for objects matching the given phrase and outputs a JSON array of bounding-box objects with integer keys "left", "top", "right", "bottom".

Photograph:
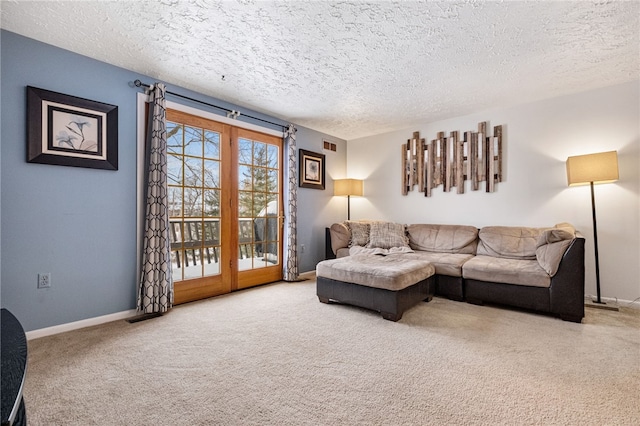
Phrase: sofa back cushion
[
  {"left": 476, "top": 226, "right": 542, "bottom": 260},
  {"left": 407, "top": 224, "right": 478, "bottom": 254}
]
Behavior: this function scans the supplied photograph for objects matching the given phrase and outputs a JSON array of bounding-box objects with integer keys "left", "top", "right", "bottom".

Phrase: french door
[{"left": 166, "top": 109, "right": 283, "bottom": 304}]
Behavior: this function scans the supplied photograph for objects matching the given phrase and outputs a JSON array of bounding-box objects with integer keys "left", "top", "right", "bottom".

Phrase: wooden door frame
[
  {"left": 162, "top": 109, "right": 283, "bottom": 304},
  {"left": 166, "top": 109, "right": 233, "bottom": 304}
]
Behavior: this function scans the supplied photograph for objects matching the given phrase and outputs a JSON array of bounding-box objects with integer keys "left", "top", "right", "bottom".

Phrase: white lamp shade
[
  {"left": 334, "top": 179, "right": 364, "bottom": 196},
  {"left": 566, "top": 151, "right": 619, "bottom": 186}
]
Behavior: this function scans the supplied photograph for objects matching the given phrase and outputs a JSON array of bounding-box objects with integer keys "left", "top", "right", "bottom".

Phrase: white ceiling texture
[{"left": 1, "top": 1, "right": 638, "bottom": 140}]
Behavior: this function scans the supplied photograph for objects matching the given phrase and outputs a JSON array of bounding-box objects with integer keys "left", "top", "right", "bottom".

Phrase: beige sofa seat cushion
[
  {"left": 407, "top": 224, "right": 478, "bottom": 254},
  {"left": 316, "top": 254, "right": 435, "bottom": 291},
  {"left": 462, "top": 255, "right": 551, "bottom": 288},
  {"left": 476, "top": 226, "right": 542, "bottom": 260},
  {"left": 406, "top": 251, "right": 474, "bottom": 277}
]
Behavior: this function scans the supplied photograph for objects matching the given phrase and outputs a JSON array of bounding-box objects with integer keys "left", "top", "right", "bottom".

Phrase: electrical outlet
[{"left": 38, "top": 273, "right": 51, "bottom": 289}]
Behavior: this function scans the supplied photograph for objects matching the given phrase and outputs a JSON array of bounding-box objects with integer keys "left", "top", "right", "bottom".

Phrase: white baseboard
[{"left": 26, "top": 309, "right": 137, "bottom": 340}]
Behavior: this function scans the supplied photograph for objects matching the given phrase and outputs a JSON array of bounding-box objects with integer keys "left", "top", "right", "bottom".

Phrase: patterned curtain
[
  {"left": 283, "top": 124, "right": 299, "bottom": 281},
  {"left": 137, "top": 83, "right": 173, "bottom": 313}
]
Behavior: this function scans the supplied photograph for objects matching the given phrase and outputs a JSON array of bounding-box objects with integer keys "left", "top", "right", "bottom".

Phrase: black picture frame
[
  {"left": 299, "top": 149, "right": 325, "bottom": 190},
  {"left": 27, "top": 86, "right": 118, "bottom": 170}
]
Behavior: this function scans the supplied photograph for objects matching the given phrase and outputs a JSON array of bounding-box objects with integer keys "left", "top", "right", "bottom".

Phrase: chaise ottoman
[{"left": 316, "top": 254, "right": 436, "bottom": 321}]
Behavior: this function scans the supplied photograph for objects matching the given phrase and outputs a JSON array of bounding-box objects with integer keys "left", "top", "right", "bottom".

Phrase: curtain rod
[{"left": 133, "top": 79, "right": 291, "bottom": 132}]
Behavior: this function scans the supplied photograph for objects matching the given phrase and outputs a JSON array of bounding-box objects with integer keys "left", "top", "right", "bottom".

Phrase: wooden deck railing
[{"left": 169, "top": 218, "right": 276, "bottom": 268}]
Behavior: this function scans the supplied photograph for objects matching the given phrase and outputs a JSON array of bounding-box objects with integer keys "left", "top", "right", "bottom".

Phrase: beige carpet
[{"left": 24, "top": 277, "right": 640, "bottom": 425}]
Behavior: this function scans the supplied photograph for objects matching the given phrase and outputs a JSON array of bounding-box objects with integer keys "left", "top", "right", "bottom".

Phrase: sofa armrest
[
  {"left": 329, "top": 222, "right": 351, "bottom": 255},
  {"left": 535, "top": 225, "right": 578, "bottom": 276},
  {"left": 536, "top": 239, "right": 573, "bottom": 276},
  {"left": 548, "top": 236, "right": 585, "bottom": 322}
]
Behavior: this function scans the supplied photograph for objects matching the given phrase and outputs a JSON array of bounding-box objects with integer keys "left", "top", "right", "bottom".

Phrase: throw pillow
[
  {"left": 368, "top": 222, "right": 409, "bottom": 249},
  {"left": 346, "top": 221, "right": 370, "bottom": 247}
]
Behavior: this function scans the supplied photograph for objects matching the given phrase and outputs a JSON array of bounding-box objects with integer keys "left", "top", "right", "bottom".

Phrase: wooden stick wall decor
[
  {"left": 402, "top": 131, "right": 425, "bottom": 195},
  {"left": 401, "top": 122, "right": 503, "bottom": 196}
]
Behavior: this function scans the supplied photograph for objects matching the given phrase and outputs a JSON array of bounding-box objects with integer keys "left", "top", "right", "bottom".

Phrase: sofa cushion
[
  {"left": 476, "top": 226, "right": 542, "bottom": 260},
  {"left": 329, "top": 222, "right": 351, "bottom": 255},
  {"left": 346, "top": 221, "right": 370, "bottom": 247},
  {"left": 406, "top": 251, "right": 474, "bottom": 277},
  {"left": 535, "top": 224, "right": 576, "bottom": 276},
  {"left": 407, "top": 224, "right": 478, "bottom": 254},
  {"left": 462, "top": 255, "right": 551, "bottom": 287},
  {"left": 368, "top": 221, "right": 409, "bottom": 249}
]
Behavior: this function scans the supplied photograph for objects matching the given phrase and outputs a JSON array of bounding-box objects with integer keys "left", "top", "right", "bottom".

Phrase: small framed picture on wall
[
  {"left": 26, "top": 86, "right": 118, "bottom": 170},
  {"left": 299, "top": 149, "right": 325, "bottom": 190}
]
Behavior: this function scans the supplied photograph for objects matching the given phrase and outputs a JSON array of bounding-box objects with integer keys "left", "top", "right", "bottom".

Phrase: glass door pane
[
  {"left": 165, "top": 109, "right": 232, "bottom": 306},
  {"left": 167, "top": 122, "right": 223, "bottom": 282},
  {"left": 237, "top": 137, "right": 280, "bottom": 272}
]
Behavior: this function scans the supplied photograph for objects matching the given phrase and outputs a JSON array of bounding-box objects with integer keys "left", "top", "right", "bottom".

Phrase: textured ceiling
[{"left": 2, "top": 1, "right": 638, "bottom": 140}]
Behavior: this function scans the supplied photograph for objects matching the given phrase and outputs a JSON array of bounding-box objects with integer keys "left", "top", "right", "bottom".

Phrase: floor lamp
[
  {"left": 334, "top": 179, "right": 363, "bottom": 220},
  {"left": 566, "top": 150, "right": 619, "bottom": 311}
]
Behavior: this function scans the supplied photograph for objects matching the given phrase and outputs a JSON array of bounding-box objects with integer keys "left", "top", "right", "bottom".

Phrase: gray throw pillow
[
  {"left": 346, "top": 221, "right": 370, "bottom": 247},
  {"left": 368, "top": 222, "right": 408, "bottom": 249}
]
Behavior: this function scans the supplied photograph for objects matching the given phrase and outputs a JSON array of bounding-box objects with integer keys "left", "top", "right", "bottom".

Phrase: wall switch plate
[
  {"left": 301, "top": 244, "right": 305, "bottom": 253},
  {"left": 38, "top": 273, "right": 51, "bottom": 289}
]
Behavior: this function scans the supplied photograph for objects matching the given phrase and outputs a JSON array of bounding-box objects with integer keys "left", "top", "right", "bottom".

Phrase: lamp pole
[{"left": 590, "top": 181, "right": 603, "bottom": 305}]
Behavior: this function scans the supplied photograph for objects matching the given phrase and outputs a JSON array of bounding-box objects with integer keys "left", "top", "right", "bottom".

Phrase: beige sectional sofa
[{"left": 323, "top": 221, "right": 585, "bottom": 322}]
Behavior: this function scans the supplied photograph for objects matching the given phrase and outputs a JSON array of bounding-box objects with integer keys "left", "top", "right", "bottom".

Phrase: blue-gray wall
[{"left": 1, "top": 31, "right": 345, "bottom": 331}]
